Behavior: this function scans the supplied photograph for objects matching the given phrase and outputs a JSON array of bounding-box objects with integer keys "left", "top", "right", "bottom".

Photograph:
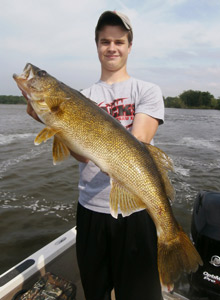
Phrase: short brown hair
[{"left": 95, "top": 11, "right": 133, "bottom": 45}]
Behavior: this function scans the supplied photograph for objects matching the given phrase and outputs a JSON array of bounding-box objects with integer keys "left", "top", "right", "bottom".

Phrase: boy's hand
[{"left": 22, "top": 91, "right": 43, "bottom": 123}]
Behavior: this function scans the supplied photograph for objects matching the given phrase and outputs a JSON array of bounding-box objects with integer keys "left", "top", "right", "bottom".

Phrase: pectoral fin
[
  {"left": 52, "top": 136, "right": 70, "bottom": 165},
  {"left": 110, "top": 179, "right": 146, "bottom": 218},
  {"left": 34, "top": 127, "right": 60, "bottom": 145}
]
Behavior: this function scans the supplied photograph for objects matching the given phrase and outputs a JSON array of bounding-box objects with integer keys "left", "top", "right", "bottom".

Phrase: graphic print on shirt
[{"left": 98, "top": 98, "right": 135, "bottom": 129}]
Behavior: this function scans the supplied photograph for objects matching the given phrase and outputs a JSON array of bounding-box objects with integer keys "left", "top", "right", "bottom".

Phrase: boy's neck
[{"left": 100, "top": 68, "right": 130, "bottom": 85}]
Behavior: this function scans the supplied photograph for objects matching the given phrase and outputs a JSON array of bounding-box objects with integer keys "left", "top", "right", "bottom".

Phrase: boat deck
[{"left": 0, "top": 227, "right": 189, "bottom": 300}]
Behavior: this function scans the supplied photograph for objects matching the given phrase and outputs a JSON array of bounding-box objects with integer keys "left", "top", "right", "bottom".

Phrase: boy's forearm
[{"left": 69, "top": 149, "right": 89, "bottom": 163}]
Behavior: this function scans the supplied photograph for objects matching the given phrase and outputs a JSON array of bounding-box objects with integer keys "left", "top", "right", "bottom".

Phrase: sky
[{"left": 1, "top": 0, "right": 220, "bottom": 98}]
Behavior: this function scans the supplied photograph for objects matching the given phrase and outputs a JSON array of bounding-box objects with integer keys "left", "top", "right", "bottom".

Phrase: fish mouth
[
  {"left": 13, "top": 63, "right": 35, "bottom": 83},
  {"left": 13, "top": 63, "right": 40, "bottom": 100}
]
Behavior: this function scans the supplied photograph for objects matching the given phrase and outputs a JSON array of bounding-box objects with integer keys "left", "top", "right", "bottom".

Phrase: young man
[
  {"left": 25, "top": 11, "right": 164, "bottom": 300},
  {"left": 75, "top": 11, "right": 164, "bottom": 300}
]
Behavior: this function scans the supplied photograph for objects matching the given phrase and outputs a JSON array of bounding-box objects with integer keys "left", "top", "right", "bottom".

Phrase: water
[
  {"left": 0, "top": 105, "right": 79, "bottom": 274},
  {"left": 0, "top": 105, "right": 220, "bottom": 292}
]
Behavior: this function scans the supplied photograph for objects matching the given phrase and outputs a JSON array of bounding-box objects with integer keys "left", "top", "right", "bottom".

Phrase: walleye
[{"left": 13, "top": 63, "right": 202, "bottom": 291}]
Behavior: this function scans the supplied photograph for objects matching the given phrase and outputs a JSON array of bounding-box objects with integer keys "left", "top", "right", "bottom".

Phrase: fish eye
[{"left": 37, "top": 70, "right": 47, "bottom": 77}]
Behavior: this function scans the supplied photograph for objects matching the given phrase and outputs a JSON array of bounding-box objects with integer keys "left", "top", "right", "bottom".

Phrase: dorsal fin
[{"left": 144, "top": 143, "right": 175, "bottom": 202}]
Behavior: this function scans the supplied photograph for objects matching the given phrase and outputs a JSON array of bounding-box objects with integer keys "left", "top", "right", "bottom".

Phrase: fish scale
[{"left": 13, "top": 63, "right": 203, "bottom": 292}]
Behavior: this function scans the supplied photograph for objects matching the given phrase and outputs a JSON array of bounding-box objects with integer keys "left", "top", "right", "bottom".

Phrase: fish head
[{"left": 13, "top": 63, "right": 65, "bottom": 117}]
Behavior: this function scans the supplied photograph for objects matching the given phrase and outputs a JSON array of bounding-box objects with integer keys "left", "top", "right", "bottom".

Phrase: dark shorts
[{"left": 76, "top": 203, "right": 162, "bottom": 300}]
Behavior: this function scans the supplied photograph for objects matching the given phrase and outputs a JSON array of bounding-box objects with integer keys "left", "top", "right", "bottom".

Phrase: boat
[
  {"left": 0, "top": 190, "right": 220, "bottom": 300},
  {"left": 0, "top": 227, "right": 188, "bottom": 300}
]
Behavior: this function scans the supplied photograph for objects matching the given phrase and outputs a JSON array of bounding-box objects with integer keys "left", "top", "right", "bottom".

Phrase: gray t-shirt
[{"left": 78, "top": 77, "right": 164, "bottom": 214}]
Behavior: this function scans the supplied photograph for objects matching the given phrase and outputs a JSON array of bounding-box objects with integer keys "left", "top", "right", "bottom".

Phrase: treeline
[
  {"left": 1, "top": 90, "right": 220, "bottom": 109},
  {"left": 164, "top": 90, "right": 220, "bottom": 109},
  {"left": 0, "top": 95, "right": 26, "bottom": 104}
]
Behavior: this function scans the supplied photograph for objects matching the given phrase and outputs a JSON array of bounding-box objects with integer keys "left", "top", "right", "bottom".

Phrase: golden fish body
[{"left": 13, "top": 63, "right": 202, "bottom": 291}]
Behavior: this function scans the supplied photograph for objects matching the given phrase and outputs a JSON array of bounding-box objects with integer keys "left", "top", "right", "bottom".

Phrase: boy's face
[{"left": 97, "top": 25, "right": 132, "bottom": 73}]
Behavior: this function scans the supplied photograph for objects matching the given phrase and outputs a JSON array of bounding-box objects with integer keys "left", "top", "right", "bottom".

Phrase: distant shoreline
[
  {"left": 0, "top": 103, "right": 26, "bottom": 104},
  {"left": 1, "top": 91, "right": 219, "bottom": 109},
  {"left": 1, "top": 103, "right": 218, "bottom": 110},
  {"left": 0, "top": 95, "right": 26, "bottom": 105}
]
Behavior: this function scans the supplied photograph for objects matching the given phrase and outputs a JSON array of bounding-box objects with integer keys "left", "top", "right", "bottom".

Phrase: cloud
[{"left": 1, "top": 0, "right": 220, "bottom": 97}]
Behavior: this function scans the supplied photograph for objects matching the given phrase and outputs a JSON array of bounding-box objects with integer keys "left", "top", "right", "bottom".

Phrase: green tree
[
  {"left": 200, "top": 91, "right": 213, "bottom": 107},
  {"left": 164, "top": 96, "right": 184, "bottom": 108},
  {"left": 179, "top": 90, "right": 215, "bottom": 108},
  {"left": 216, "top": 98, "right": 220, "bottom": 110},
  {"left": 179, "top": 90, "right": 195, "bottom": 107},
  {"left": 0, "top": 95, "right": 26, "bottom": 104}
]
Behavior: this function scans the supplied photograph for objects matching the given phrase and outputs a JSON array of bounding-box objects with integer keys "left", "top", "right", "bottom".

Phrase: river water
[{"left": 0, "top": 105, "right": 220, "bottom": 291}]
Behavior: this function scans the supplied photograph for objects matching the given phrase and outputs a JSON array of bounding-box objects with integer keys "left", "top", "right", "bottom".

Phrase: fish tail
[{"left": 157, "top": 227, "right": 203, "bottom": 292}]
